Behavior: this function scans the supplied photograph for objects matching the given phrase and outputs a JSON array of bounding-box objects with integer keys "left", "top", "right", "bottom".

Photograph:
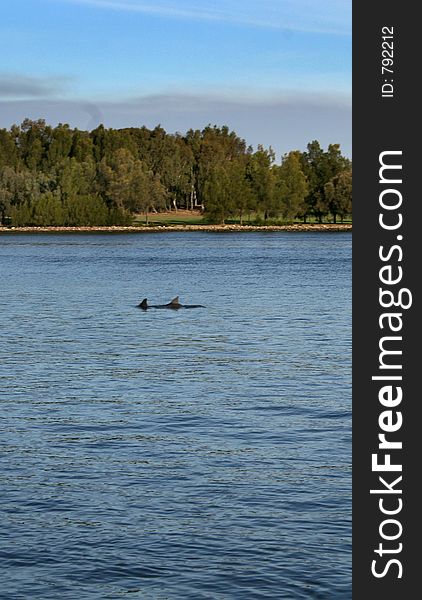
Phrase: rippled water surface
[{"left": 1, "top": 232, "right": 351, "bottom": 599}]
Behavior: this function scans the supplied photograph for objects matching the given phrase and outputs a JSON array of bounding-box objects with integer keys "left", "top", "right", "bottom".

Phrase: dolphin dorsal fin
[{"left": 170, "top": 296, "right": 180, "bottom": 305}]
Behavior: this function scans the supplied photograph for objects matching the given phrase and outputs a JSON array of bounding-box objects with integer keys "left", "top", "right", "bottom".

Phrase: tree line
[{"left": 0, "top": 119, "right": 351, "bottom": 226}]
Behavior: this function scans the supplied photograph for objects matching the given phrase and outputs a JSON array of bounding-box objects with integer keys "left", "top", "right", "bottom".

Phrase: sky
[{"left": 0, "top": 0, "right": 351, "bottom": 158}]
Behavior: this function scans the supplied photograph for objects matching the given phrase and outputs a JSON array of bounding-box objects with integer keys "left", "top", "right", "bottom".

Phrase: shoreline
[{"left": 0, "top": 223, "right": 352, "bottom": 234}]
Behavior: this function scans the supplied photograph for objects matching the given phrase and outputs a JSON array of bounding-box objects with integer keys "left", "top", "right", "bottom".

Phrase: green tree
[
  {"left": 247, "top": 146, "right": 275, "bottom": 220},
  {"left": 0, "top": 129, "right": 18, "bottom": 169},
  {"left": 275, "top": 151, "right": 308, "bottom": 221},
  {"left": 324, "top": 168, "right": 352, "bottom": 222},
  {"left": 204, "top": 164, "right": 233, "bottom": 223},
  {"left": 102, "top": 148, "right": 140, "bottom": 212},
  {"left": 46, "top": 123, "right": 73, "bottom": 167},
  {"left": 99, "top": 148, "right": 166, "bottom": 222},
  {"left": 301, "top": 141, "right": 350, "bottom": 222},
  {"left": 16, "top": 119, "right": 52, "bottom": 171},
  {"left": 192, "top": 125, "right": 248, "bottom": 210},
  {"left": 226, "top": 159, "right": 254, "bottom": 224},
  {"left": 70, "top": 129, "right": 94, "bottom": 162},
  {"left": 0, "top": 166, "right": 15, "bottom": 223},
  {"left": 32, "top": 190, "right": 64, "bottom": 226},
  {"left": 143, "top": 172, "right": 167, "bottom": 224}
]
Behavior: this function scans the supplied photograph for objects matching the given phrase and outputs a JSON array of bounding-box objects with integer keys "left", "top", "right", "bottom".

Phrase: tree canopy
[{"left": 0, "top": 120, "right": 351, "bottom": 226}]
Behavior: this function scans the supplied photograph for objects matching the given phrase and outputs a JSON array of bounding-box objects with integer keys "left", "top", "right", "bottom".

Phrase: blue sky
[{"left": 1, "top": 0, "right": 351, "bottom": 157}]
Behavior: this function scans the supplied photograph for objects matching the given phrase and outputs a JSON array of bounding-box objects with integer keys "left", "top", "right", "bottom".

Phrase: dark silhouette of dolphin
[{"left": 139, "top": 296, "right": 205, "bottom": 310}]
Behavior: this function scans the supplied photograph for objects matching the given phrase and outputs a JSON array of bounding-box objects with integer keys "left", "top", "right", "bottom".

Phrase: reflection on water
[{"left": 1, "top": 232, "right": 351, "bottom": 599}]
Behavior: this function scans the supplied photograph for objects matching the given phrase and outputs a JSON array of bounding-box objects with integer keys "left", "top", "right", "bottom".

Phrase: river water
[{"left": 1, "top": 232, "right": 351, "bottom": 599}]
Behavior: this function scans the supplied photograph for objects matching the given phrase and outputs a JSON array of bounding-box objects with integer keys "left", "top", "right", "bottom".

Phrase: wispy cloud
[
  {"left": 0, "top": 73, "right": 70, "bottom": 99},
  {"left": 122, "top": 89, "right": 351, "bottom": 112},
  {"left": 54, "top": 0, "right": 351, "bottom": 35}
]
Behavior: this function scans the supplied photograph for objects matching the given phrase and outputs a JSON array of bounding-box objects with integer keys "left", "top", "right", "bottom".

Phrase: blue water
[{"left": 0, "top": 232, "right": 351, "bottom": 599}]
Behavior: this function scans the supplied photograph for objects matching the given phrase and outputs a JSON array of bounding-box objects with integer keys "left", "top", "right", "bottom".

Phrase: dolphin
[{"left": 139, "top": 296, "right": 205, "bottom": 310}]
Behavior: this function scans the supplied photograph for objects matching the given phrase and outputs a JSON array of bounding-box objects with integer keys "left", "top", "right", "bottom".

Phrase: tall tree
[
  {"left": 204, "top": 164, "right": 232, "bottom": 223},
  {"left": 225, "top": 158, "right": 254, "bottom": 224},
  {"left": 324, "top": 168, "right": 352, "bottom": 222},
  {"left": 301, "top": 141, "right": 350, "bottom": 222},
  {"left": 247, "top": 145, "right": 275, "bottom": 220},
  {"left": 275, "top": 151, "right": 308, "bottom": 221}
]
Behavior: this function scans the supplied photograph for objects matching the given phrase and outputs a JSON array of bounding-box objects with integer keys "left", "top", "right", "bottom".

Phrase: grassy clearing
[
  {"left": 133, "top": 210, "right": 207, "bottom": 226},
  {"left": 132, "top": 210, "right": 352, "bottom": 227}
]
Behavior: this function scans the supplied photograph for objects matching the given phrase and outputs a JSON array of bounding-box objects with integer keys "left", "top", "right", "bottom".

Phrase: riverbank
[{"left": 0, "top": 223, "right": 351, "bottom": 234}]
